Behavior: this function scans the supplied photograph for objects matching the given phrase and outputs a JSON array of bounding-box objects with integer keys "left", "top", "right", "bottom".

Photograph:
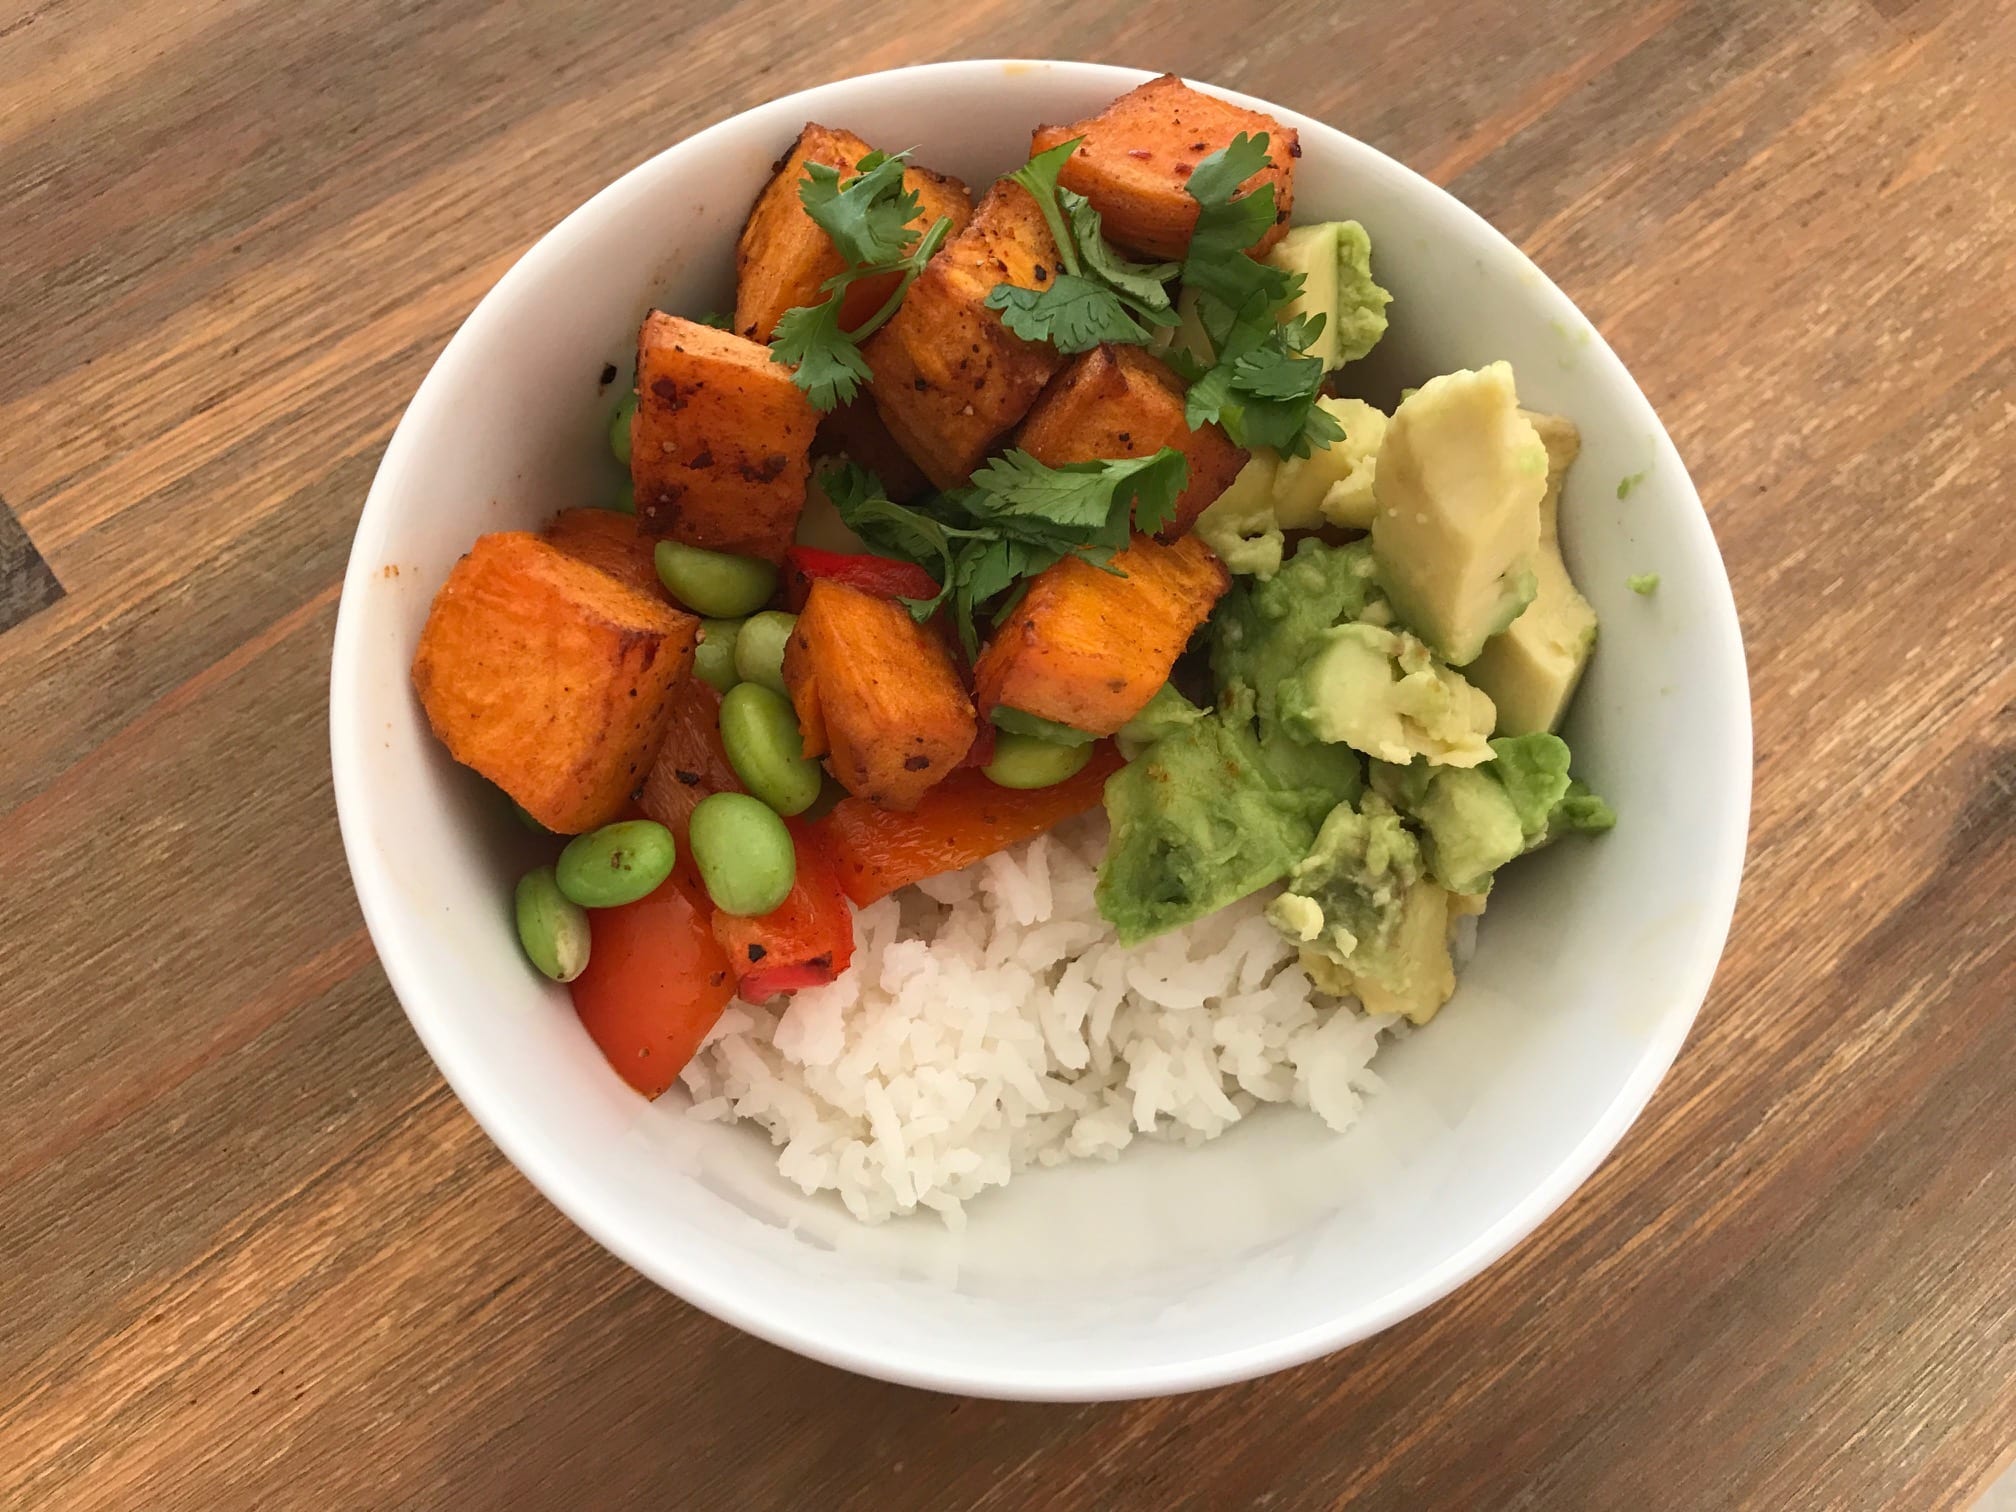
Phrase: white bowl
[{"left": 330, "top": 60, "right": 1750, "bottom": 1400}]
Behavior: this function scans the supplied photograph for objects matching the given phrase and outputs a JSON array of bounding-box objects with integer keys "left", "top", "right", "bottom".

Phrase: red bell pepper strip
[
  {"left": 570, "top": 865, "right": 735, "bottom": 1097},
  {"left": 782, "top": 547, "right": 941, "bottom": 612},
  {"left": 812, "top": 745, "right": 1124, "bottom": 906},
  {"left": 711, "top": 821, "right": 857, "bottom": 998}
]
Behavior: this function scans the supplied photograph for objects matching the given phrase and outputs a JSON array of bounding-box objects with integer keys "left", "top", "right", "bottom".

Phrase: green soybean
[
  {"left": 733, "top": 610, "right": 797, "bottom": 695},
  {"left": 609, "top": 391, "right": 637, "bottom": 465},
  {"left": 515, "top": 867, "right": 591, "bottom": 982},
  {"left": 719, "top": 682, "right": 822, "bottom": 816},
  {"left": 991, "top": 705, "right": 1097, "bottom": 747},
  {"left": 608, "top": 477, "right": 636, "bottom": 515},
  {"left": 692, "top": 618, "right": 744, "bottom": 693},
  {"left": 509, "top": 796, "right": 551, "bottom": 834},
  {"left": 984, "top": 731, "right": 1094, "bottom": 790},
  {"left": 653, "top": 540, "right": 778, "bottom": 618},
  {"left": 555, "top": 819, "right": 677, "bottom": 909},
  {"left": 688, "top": 792, "right": 796, "bottom": 916}
]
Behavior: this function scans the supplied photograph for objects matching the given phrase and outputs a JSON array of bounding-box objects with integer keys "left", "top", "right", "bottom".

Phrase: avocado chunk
[
  {"left": 1411, "top": 766, "right": 1526, "bottom": 894},
  {"left": 1265, "top": 794, "right": 1459, "bottom": 1024},
  {"left": 1277, "top": 621, "right": 1497, "bottom": 767},
  {"left": 1371, "top": 363, "right": 1546, "bottom": 666},
  {"left": 1263, "top": 221, "right": 1392, "bottom": 371},
  {"left": 1195, "top": 399, "right": 1389, "bottom": 578},
  {"left": 1096, "top": 694, "right": 1361, "bottom": 945},
  {"left": 1466, "top": 410, "right": 1599, "bottom": 734},
  {"left": 1210, "top": 539, "right": 1383, "bottom": 740},
  {"left": 1115, "top": 682, "right": 1208, "bottom": 759}
]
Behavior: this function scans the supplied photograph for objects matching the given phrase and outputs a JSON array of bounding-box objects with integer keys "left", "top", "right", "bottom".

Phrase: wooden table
[{"left": 3, "top": 1, "right": 2011, "bottom": 1506}]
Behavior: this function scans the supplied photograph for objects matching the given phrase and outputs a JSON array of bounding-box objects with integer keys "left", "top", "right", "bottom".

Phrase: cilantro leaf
[
  {"left": 1005, "top": 138, "right": 1084, "bottom": 271},
  {"left": 985, "top": 274, "right": 1160, "bottom": 353},
  {"left": 1231, "top": 341, "right": 1326, "bottom": 401},
  {"left": 798, "top": 150, "right": 923, "bottom": 268},
  {"left": 769, "top": 295, "right": 873, "bottom": 410},
  {"left": 1185, "top": 131, "right": 1272, "bottom": 206},
  {"left": 1062, "top": 191, "right": 1177, "bottom": 308},
  {"left": 968, "top": 448, "right": 1189, "bottom": 542}
]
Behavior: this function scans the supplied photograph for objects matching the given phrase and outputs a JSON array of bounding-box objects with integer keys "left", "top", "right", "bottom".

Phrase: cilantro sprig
[
  {"left": 1167, "top": 133, "right": 1342, "bottom": 457},
  {"left": 768, "top": 149, "right": 954, "bottom": 411},
  {"left": 821, "top": 449, "right": 1189, "bottom": 658},
  {"left": 982, "top": 140, "right": 1180, "bottom": 353}
]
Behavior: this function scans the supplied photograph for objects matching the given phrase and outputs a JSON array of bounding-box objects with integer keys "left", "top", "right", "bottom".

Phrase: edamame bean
[
  {"left": 692, "top": 618, "right": 744, "bottom": 693},
  {"left": 733, "top": 610, "right": 797, "bottom": 696},
  {"left": 509, "top": 797, "right": 551, "bottom": 834},
  {"left": 653, "top": 540, "right": 778, "bottom": 618},
  {"left": 719, "top": 682, "right": 822, "bottom": 815},
  {"left": 609, "top": 391, "right": 637, "bottom": 465},
  {"left": 608, "top": 478, "right": 636, "bottom": 515},
  {"left": 983, "top": 731, "right": 1094, "bottom": 790},
  {"left": 991, "top": 705, "right": 1097, "bottom": 747},
  {"left": 688, "top": 792, "right": 796, "bottom": 916},
  {"left": 555, "top": 819, "right": 677, "bottom": 909},
  {"left": 515, "top": 866, "right": 591, "bottom": 982}
]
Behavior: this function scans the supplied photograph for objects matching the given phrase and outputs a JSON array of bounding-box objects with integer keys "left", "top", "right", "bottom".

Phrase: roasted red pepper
[
  {"left": 813, "top": 745, "right": 1123, "bottom": 905},
  {"left": 782, "top": 546, "right": 941, "bottom": 612},
  {"left": 711, "top": 821, "right": 857, "bottom": 998}
]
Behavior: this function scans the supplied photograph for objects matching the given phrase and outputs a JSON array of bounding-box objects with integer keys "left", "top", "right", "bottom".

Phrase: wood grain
[{"left": 2, "top": 0, "right": 2012, "bottom": 1507}]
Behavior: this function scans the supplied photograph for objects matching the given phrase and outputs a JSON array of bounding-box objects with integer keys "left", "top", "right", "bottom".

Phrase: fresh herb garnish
[
  {"left": 1167, "top": 133, "right": 1340, "bottom": 457},
  {"left": 768, "top": 149, "right": 953, "bottom": 411},
  {"left": 981, "top": 139, "right": 1180, "bottom": 354},
  {"left": 821, "top": 449, "right": 1189, "bottom": 658}
]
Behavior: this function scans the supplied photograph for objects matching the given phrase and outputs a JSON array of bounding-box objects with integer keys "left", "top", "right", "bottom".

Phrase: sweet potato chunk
[
  {"left": 814, "top": 397, "right": 933, "bottom": 502},
  {"left": 1030, "top": 75, "right": 1296, "bottom": 261},
  {"left": 412, "top": 533, "right": 698, "bottom": 833},
  {"left": 862, "top": 182, "right": 1066, "bottom": 490},
  {"left": 782, "top": 579, "right": 977, "bottom": 810},
  {"left": 974, "top": 533, "right": 1229, "bottom": 734},
  {"left": 541, "top": 507, "right": 667, "bottom": 602},
  {"left": 638, "top": 678, "right": 744, "bottom": 846},
  {"left": 735, "top": 124, "right": 973, "bottom": 344},
  {"left": 1015, "top": 345, "right": 1248, "bottom": 537},
  {"left": 631, "top": 313, "right": 818, "bottom": 562}
]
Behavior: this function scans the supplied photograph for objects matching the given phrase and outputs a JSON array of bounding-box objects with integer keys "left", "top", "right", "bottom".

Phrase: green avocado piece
[
  {"left": 1547, "top": 779, "right": 1618, "bottom": 838},
  {"left": 992, "top": 706, "right": 1098, "bottom": 747},
  {"left": 1371, "top": 363, "right": 1545, "bottom": 666},
  {"left": 1466, "top": 410, "right": 1599, "bottom": 735},
  {"left": 1278, "top": 620, "right": 1497, "bottom": 767},
  {"left": 1209, "top": 538, "right": 1381, "bottom": 741},
  {"left": 1485, "top": 732, "right": 1575, "bottom": 839},
  {"left": 1412, "top": 767, "right": 1526, "bottom": 894},
  {"left": 1262, "top": 221, "right": 1393, "bottom": 371},
  {"left": 1194, "top": 399, "right": 1389, "bottom": 578},
  {"left": 1115, "top": 682, "right": 1208, "bottom": 759},
  {"left": 1266, "top": 794, "right": 1458, "bottom": 1024},
  {"left": 1095, "top": 701, "right": 1360, "bottom": 945}
]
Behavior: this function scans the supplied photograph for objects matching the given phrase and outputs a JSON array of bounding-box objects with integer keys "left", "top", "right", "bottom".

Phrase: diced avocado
[
  {"left": 1371, "top": 363, "right": 1545, "bottom": 666},
  {"left": 1210, "top": 539, "right": 1382, "bottom": 741},
  {"left": 1194, "top": 452, "right": 1285, "bottom": 576},
  {"left": 1486, "top": 732, "right": 1574, "bottom": 839},
  {"left": 1267, "top": 794, "right": 1458, "bottom": 1024},
  {"left": 1466, "top": 410, "right": 1599, "bottom": 735},
  {"left": 1096, "top": 698, "right": 1359, "bottom": 945},
  {"left": 1368, "top": 758, "right": 1434, "bottom": 811},
  {"left": 1547, "top": 779, "right": 1617, "bottom": 839},
  {"left": 1115, "top": 682, "right": 1208, "bottom": 759},
  {"left": 1628, "top": 572, "right": 1660, "bottom": 595},
  {"left": 1263, "top": 221, "right": 1392, "bottom": 371},
  {"left": 992, "top": 706, "right": 1098, "bottom": 747},
  {"left": 1278, "top": 621, "right": 1496, "bottom": 767},
  {"left": 1273, "top": 397, "right": 1387, "bottom": 530},
  {"left": 1412, "top": 766, "right": 1525, "bottom": 894}
]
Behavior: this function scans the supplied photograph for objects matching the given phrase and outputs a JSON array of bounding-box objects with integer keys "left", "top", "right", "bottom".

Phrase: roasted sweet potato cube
[
  {"left": 783, "top": 579, "right": 977, "bottom": 810},
  {"left": 735, "top": 123, "right": 973, "bottom": 344},
  {"left": 541, "top": 507, "right": 668, "bottom": 602},
  {"left": 1015, "top": 345, "right": 1248, "bottom": 537},
  {"left": 411, "top": 533, "right": 699, "bottom": 833},
  {"left": 862, "top": 182, "right": 1066, "bottom": 490},
  {"left": 974, "top": 533, "right": 1229, "bottom": 734},
  {"left": 1030, "top": 75, "right": 1297, "bottom": 261},
  {"left": 631, "top": 312, "right": 818, "bottom": 562},
  {"left": 638, "top": 678, "right": 745, "bottom": 846},
  {"left": 814, "top": 397, "right": 934, "bottom": 503}
]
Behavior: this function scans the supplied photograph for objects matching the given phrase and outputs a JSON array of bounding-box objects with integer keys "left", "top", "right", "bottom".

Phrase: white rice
[{"left": 680, "top": 818, "right": 1407, "bottom": 1226}]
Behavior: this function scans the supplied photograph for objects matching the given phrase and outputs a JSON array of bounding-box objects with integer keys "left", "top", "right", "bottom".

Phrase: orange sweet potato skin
[
  {"left": 631, "top": 312, "right": 818, "bottom": 562},
  {"left": 1015, "top": 345, "right": 1247, "bottom": 537},
  {"left": 814, "top": 397, "right": 933, "bottom": 503},
  {"left": 783, "top": 579, "right": 976, "bottom": 810},
  {"left": 1030, "top": 75, "right": 1296, "bottom": 261},
  {"left": 862, "top": 182, "right": 1066, "bottom": 491},
  {"left": 735, "top": 124, "right": 973, "bottom": 345},
  {"left": 973, "top": 532, "right": 1229, "bottom": 734},
  {"left": 637, "top": 678, "right": 744, "bottom": 845},
  {"left": 541, "top": 507, "right": 667, "bottom": 602},
  {"left": 411, "top": 533, "right": 699, "bottom": 833}
]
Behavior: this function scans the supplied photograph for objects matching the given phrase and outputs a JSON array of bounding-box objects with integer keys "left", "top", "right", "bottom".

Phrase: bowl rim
[{"left": 330, "top": 57, "right": 1752, "bottom": 1401}]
